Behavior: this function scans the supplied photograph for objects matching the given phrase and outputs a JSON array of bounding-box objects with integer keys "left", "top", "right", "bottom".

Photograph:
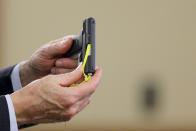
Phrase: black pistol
[{"left": 65, "top": 17, "right": 96, "bottom": 76}]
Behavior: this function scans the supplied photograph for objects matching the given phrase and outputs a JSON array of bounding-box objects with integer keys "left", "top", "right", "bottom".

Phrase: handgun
[{"left": 65, "top": 17, "right": 96, "bottom": 76}]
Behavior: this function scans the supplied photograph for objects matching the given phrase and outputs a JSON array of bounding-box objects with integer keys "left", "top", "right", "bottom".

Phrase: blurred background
[{"left": 1, "top": 0, "right": 196, "bottom": 130}]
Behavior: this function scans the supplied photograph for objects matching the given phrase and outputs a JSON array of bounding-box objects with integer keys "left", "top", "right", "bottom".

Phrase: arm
[
  {"left": 11, "top": 66, "right": 102, "bottom": 125},
  {"left": 0, "top": 95, "right": 18, "bottom": 131},
  {"left": 0, "top": 36, "right": 78, "bottom": 95},
  {"left": 0, "top": 66, "right": 102, "bottom": 130},
  {"left": 0, "top": 96, "right": 11, "bottom": 131},
  {"left": 0, "top": 64, "right": 26, "bottom": 131},
  {"left": 0, "top": 66, "right": 15, "bottom": 95},
  {"left": 0, "top": 36, "right": 77, "bottom": 130},
  {"left": 0, "top": 35, "right": 97, "bottom": 130}
]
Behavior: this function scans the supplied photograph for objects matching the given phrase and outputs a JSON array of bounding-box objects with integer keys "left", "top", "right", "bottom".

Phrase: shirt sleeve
[
  {"left": 5, "top": 95, "right": 18, "bottom": 131},
  {"left": 9, "top": 64, "right": 36, "bottom": 129},
  {"left": 6, "top": 64, "right": 21, "bottom": 130},
  {"left": 11, "top": 64, "right": 22, "bottom": 91}
]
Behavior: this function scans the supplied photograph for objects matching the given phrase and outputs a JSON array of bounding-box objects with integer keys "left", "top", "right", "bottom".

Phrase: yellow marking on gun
[{"left": 82, "top": 44, "right": 92, "bottom": 81}]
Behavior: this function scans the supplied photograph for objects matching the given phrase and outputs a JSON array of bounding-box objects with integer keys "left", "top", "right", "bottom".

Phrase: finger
[
  {"left": 79, "top": 98, "right": 90, "bottom": 111},
  {"left": 70, "top": 54, "right": 79, "bottom": 60},
  {"left": 57, "top": 64, "right": 83, "bottom": 86},
  {"left": 55, "top": 58, "right": 78, "bottom": 69},
  {"left": 51, "top": 68, "right": 74, "bottom": 74},
  {"left": 50, "top": 35, "right": 75, "bottom": 44},
  {"left": 46, "top": 36, "right": 74, "bottom": 57},
  {"left": 75, "top": 98, "right": 90, "bottom": 114},
  {"left": 49, "top": 36, "right": 65, "bottom": 44},
  {"left": 69, "top": 96, "right": 90, "bottom": 116},
  {"left": 74, "top": 76, "right": 84, "bottom": 84},
  {"left": 73, "top": 67, "right": 102, "bottom": 100}
]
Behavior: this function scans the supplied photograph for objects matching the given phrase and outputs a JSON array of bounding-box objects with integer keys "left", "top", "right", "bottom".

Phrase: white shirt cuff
[
  {"left": 5, "top": 95, "right": 18, "bottom": 131},
  {"left": 11, "top": 64, "right": 22, "bottom": 91}
]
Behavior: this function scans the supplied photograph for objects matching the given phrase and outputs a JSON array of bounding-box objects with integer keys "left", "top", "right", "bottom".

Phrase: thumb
[
  {"left": 46, "top": 36, "right": 73, "bottom": 57},
  {"left": 57, "top": 64, "right": 83, "bottom": 87}
]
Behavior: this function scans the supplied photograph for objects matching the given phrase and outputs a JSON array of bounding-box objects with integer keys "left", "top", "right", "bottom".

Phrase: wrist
[
  {"left": 19, "top": 61, "right": 42, "bottom": 87},
  {"left": 10, "top": 91, "right": 32, "bottom": 125}
]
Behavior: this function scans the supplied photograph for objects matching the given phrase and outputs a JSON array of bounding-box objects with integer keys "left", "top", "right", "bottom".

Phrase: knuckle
[
  {"left": 66, "top": 97, "right": 77, "bottom": 106},
  {"left": 42, "top": 44, "right": 50, "bottom": 52},
  {"left": 44, "top": 74, "right": 53, "bottom": 80}
]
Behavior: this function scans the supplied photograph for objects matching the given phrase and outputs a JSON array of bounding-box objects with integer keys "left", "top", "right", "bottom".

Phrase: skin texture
[
  {"left": 20, "top": 36, "right": 78, "bottom": 87},
  {"left": 11, "top": 66, "right": 102, "bottom": 125},
  {"left": 10, "top": 35, "right": 102, "bottom": 125}
]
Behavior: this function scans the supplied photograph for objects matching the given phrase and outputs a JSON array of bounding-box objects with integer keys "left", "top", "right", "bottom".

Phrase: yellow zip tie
[
  {"left": 70, "top": 44, "right": 92, "bottom": 87},
  {"left": 82, "top": 44, "right": 92, "bottom": 81}
]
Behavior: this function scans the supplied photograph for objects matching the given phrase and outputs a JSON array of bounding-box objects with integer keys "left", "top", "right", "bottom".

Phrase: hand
[
  {"left": 20, "top": 36, "right": 78, "bottom": 86},
  {"left": 11, "top": 65, "right": 102, "bottom": 125}
]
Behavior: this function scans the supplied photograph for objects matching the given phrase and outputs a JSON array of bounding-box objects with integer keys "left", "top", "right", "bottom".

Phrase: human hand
[
  {"left": 20, "top": 36, "right": 78, "bottom": 86},
  {"left": 11, "top": 65, "right": 102, "bottom": 125}
]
